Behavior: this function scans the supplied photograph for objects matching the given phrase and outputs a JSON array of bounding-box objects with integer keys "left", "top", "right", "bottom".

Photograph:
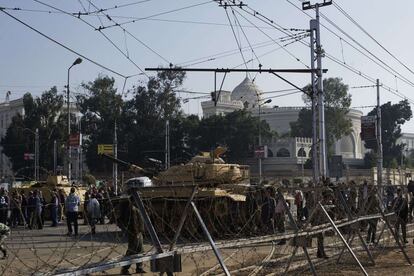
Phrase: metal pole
[
  {"left": 319, "top": 202, "right": 368, "bottom": 276},
  {"left": 67, "top": 66, "right": 72, "bottom": 182},
  {"left": 131, "top": 191, "right": 163, "bottom": 253},
  {"left": 259, "top": 104, "right": 262, "bottom": 184},
  {"left": 377, "top": 79, "right": 383, "bottom": 199},
  {"left": 113, "top": 121, "right": 118, "bottom": 195},
  {"left": 79, "top": 134, "right": 83, "bottom": 182},
  {"left": 35, "top": 128, "right": 39, "bottom": 181},
  {"left": 277, "top": 191, "right": 317, "bottom": 276},
  {"left": 315, "top": 6, "right": 327, "bottom": 178},
  {"left": 53, "top": 140, "right": 57, "bottom": 175},
  {"left": 310, "top": 19, "right": 319, "bottom": 183},
  {"left": 165, "top": 120, "right": 170, "bottom": 170},
  {"left": 169, "top": 187, "right": 198, "bottom": 251},
  {"left": 190, "top": 201, "right": 230, "bottom": 276}
]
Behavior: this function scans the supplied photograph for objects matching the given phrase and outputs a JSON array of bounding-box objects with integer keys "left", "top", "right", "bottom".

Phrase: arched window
[
  {"left": 267, "top": 149, "right": 274, "bottom": 157},
  {"left": 297, "top": 148, "right": 306, "bottom": 157},
  {"left": 276, "top": 148, "right": 290, "bottom": 157}
]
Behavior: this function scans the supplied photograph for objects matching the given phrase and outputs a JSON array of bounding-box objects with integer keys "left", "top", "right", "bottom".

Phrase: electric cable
[
  {"left": 0, "top": 9, "right": 127, "bottom": 78},
  {"left": 95, "top": 1, "right": 212, "bottom": 30},
  {"left": 32, "top": 0, "right": 148, "bottom": 77},
  {"left": 333, "top": 1, "right": 414, "bottom": 77},
  {"left": 86, "top": 0, "right": 171, "bottom": 65}
]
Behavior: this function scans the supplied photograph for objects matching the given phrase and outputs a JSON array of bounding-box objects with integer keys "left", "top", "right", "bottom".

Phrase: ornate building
[{"left": 201, "top": 77, "right": 365, "bottom": 170}]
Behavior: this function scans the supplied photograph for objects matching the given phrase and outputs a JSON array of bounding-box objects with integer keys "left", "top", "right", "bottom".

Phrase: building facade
[
  {"left": 201, "top": 77, "right": 365, "bottom": 170},
  {"left": 0, "top": 98, "right": 25, "bottom": 178}
]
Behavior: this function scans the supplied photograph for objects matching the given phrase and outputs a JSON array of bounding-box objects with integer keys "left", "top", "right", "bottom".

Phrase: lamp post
[
  {"left": 67, "top": 57, "right": 82, "bottom": 182},
  {"left": 258, "top": 98, "right": 272, "bottom": 184}
]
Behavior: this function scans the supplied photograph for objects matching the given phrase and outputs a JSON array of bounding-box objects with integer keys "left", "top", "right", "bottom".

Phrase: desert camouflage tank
[
  {"left": 104, "top": 148, "right": 263, "bottom": 239},
  {"left": 11, "top": 175, "right": 88, "bottom": 217}
]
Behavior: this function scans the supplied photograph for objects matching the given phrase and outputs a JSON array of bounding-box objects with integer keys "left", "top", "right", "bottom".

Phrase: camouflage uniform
[
  {"left": 366, "top": 190, "right": 379, "bottom": 244},
  {"left": 0, "top": 223, "right": 10, "bottom": 258},
  {"left": 116, "top": 199, "right": 145, "bottom": 274}
]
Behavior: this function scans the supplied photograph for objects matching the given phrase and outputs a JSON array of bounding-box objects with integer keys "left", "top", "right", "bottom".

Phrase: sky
[{"left": 1, "top": 0, "right": 414, "bottom": 131}]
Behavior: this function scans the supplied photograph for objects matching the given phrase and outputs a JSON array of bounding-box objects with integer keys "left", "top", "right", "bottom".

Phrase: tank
[
  {"left": 10, "top": 175, "right": 88, "bottom": 218},
  {"left": 104, "top": 148, "right": 263, "bottom": 239}
]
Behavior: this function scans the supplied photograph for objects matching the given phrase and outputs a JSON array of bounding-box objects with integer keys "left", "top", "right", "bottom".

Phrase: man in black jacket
[{"left": 394, "top": 188, "right": 408, "bottom": 244}]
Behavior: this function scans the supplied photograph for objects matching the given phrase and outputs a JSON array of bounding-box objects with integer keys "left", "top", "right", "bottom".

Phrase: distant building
[
  {"left": 398, "top": 133, "right": 414, "bottom": 155},
  {"left": 200, "top": 77, "right": 365, "bottom": 171},
  {"left": 0, "top": 97, "right": 25, "bottom": 178},
  {"left": 0, "top": 95, "right": 85, "bottom": 180}
]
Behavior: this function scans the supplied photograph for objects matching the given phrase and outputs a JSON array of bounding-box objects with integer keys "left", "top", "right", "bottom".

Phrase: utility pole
[
  {"left": 304, "top": 0, "right": 331, "bottom": 181},
  {"left": 78, "top": 118, "right": 83, "bottom": 182},
  {"left": 376, "top": 79, "right": 383, "bottom": 199},
  {"left": 66, "top": 57, "right": 82, "bottom": 182},
  {"left": 53, "top": 140, "right": 57, "bottom": 175},
  {"left": 113, "top": 121, "right": 118, "bottom": 195},
  {"left": 35, "top": 128, "right": 39, "bottom": 181},
  {"left": 165, "top": 120, "right": 170, "bottom": 170}
]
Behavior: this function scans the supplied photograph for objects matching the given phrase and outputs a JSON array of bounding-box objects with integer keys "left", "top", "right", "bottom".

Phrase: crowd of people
[
  {"left": 0, "top": 185, "right": 117, "bottom": 236},
  {"left": 259, "top": 179, "right": 414, "bottom": 259}
]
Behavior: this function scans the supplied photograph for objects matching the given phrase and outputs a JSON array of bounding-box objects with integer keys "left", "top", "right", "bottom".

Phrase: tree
[
  {"left": 364, "top": 100, "right": 412, "bottom": 167},
  {"left": 77, "top": 76, "right": 124, "bottom": 172},
  {"left": 290, "top": 77, "right": 352, "bottom": 155},
  {"left": 1, "top": 88, "right": 66, "bottom": 177},
  {"left": 183, "top": 110, "right": 274, "bottom": 161},
  {"left": 122, "top": 70, "right": 187, "bottom": 166}
]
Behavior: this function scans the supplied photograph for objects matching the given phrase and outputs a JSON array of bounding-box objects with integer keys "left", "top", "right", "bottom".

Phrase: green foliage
[
  {"left": 189, "top": 109, "right": 273, "bottom": 161},
  {"left": 365, "top": 100, "right": 412, "bottom": 167},
  {"left": 1, "top": 88, "right": 66, "bottom": 177},
  {"left": 290, "top": 77, "right": 352, "bottom": 155},
  {"left": 77, "top": 76, "right": 123, "bottom": 172},
  {"left": 121, "top": 70, "right": 187, "bottom": 166}
]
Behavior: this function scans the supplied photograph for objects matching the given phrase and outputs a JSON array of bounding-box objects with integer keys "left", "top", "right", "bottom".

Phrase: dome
[{"left": 231, "top": 77, "right": 261, "bottom": 108}]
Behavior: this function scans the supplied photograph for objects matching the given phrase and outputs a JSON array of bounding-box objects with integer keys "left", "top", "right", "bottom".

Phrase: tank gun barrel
[{"left": 100, "top": 153, "right": 156, "bottom": 177}]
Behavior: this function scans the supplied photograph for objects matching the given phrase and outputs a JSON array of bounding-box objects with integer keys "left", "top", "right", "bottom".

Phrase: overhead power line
[
  {"left": 32, "top": 0, "right": 148, "bottom": 77},
  {"left": 85, "top": 0, "right": 171, "bottom": 64},
  {"left": 0, "top": 6, "right": 283, "bottom": 30},
  {"left": 0, "top": 8, "right": 127, "bottom": 78},
  {"left": 75, "top": 0, "right": 152, "bottom": 15},
  {"left": 95, "top": 1, "right": 212, "bottom": 30},
  {"left": 227, "top": 0, "right": 414, "bottom": 104},
  {"left": 333, "top": 1, "right": 414, "bottom": 78}
]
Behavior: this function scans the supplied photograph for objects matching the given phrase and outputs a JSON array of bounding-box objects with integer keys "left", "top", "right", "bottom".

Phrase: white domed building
[{"left": 201, "top": 77, "right": 365, "bottom": 172}]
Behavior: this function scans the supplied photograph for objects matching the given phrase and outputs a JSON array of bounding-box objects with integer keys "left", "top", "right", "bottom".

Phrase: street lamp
[
  {"left": 258, "top": 98, "right": 272, "bottom": 184},
  {"left": 67, "top": 57, "right": 82, "bottom": 181}
]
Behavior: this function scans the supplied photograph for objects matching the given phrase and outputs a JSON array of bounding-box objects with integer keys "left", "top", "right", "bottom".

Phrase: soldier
[
  {"left": 116, "top": 196, "right": 145, "bottom": 275},
  {"left": 0, "top": 222, "right": 10, "bottom": 259},
  {"left": 311, "top": 191, "right": 329, "bottom": 259},
  {"left": 260, "top": 187, "right": 276, "bottom": 234},
  {"left": 394, "top": 188, "right": 408, "bottom": 244},
  {"left": 366, "top": 186, "right": 379, "bottom": 244},
  {"left": 275, "top": 190, "right": 286, "bottom": 245}
]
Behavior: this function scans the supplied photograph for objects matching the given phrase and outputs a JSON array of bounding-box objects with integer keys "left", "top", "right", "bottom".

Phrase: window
[
  {"left": 276, "top": 148, "right": 290, "bottom": 157},
  {"left": 297, "top": 148, "right": 306, "bottom": 157}
]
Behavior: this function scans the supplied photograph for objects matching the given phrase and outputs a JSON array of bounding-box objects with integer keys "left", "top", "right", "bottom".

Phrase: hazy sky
[{"left": 1, "top": 0, "right": 414, "bottom": 131}]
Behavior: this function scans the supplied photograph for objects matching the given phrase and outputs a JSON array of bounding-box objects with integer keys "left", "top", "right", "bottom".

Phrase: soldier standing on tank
[
  {"left": 116, "top": 195, "right": 145, "bottom": 275},
  {"left": 0, "top": 222, "right": 10, "bottom": 259}
]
